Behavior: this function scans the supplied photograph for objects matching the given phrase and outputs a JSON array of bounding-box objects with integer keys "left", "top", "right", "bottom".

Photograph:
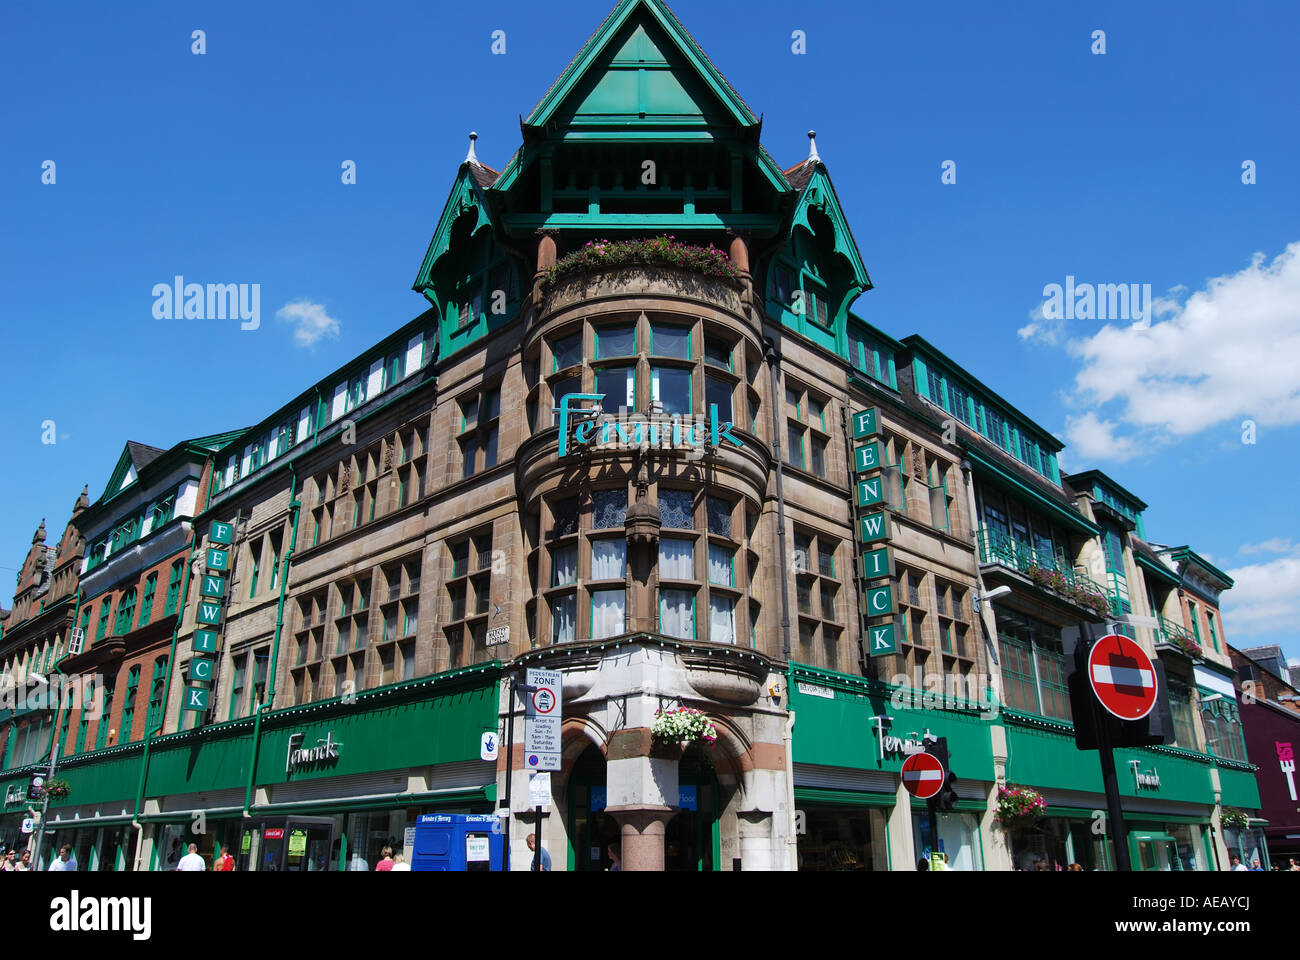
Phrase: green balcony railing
[
  {"left": 976, "top": 528, "right": 1110, "bottom": 617},
  {"left": 1156, "top": 615, "right": 1202, "bottom": 657}
]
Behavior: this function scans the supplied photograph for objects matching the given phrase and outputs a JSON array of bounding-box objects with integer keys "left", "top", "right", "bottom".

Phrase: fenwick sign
[{"left": 556, "top": 393, "right": 743, "bottom": 458}]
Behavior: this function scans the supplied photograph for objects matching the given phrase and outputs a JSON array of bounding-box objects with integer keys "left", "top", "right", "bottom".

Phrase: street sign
[
  {"left": 861, "top": 546, "right": 892, "bottom": 580},
  {"left": 853, "top": 442, "right": 881, "bottom": 473},
  {"left": 21, "top": 818, "right": 34, "bottom": 834},
  {"left": 480, "top": 731, "right": 499, "bottom": 761},
  {"left": 851, "top": 407, "right": 879, "bottom": 439},
  {"left": 867, "top": 621, "right": 897, "bottom": 657},
  {"left": 857, "top": 475, "right": 885, "bottom": 508},
  {"left": 525, "top": 668, "right": 563, "bottom": 772},
  {"left": 1088, "top": 633, "right": 1158, "bottom": 721},
  {"left": 864, "top": 584, "right": 894, "bottom": 618},
  {"left": 900, "top": 752, "right": 945, "bottom": 799},
  {"left": 859, "top": 512, "right": 890, "bottom": 543},
  {"left": 528, "top": 772, "right": 552, "bottom": 807}
]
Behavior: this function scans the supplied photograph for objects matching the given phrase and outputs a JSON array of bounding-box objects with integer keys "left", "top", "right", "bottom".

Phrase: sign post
[{"left": 523, "top": 668, "right": 562, "bottom": 872}]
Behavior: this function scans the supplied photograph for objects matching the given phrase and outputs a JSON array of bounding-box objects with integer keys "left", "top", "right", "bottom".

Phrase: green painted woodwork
[
  {"left": 1218, "top": 766, "right": 1261, "bottom": 808},
  {"left": 794, "top": 786, "right": 895, "bottom": 808},
  {"left": 966, "top": 449, "right": 1099, "bottom": 536},
  {"left": 788, "top": 664, "right": 994, "bottom": 775},
  {"left": 43, "top": 751, "right": 143, "bottom": 809}
]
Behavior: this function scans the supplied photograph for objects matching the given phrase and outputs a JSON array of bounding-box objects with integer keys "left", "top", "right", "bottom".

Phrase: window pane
[
  {"left": 551, "top": 376, "right": 581, "bottom": 424},
  {"left": 808, "top": 396, "right": 825, "bottom": 427},
  {"left": 659, "top": 489, "right": 694, "bottom": 529},
  {"left": 591, "top": 589, "right": 625, "bottom": 639},
  {"left": 552, "top": 497, "right": 580, "bottom": 538},
  {"left": 704, "top": 336, "right": 731, "bottom": 369},
  {"left": 553, "top": 332, "right": 582, "bottom": 370},
  {"left": 708, "top": 545, "right": 733, "bottom": 586},
  {"left": 483, "top": 425, "right": 498, "bottom": 468},
  {"left": 793, "top": 533, "right": 811, "bottom": 572},
  {"left": 652, "top": 324, "right": 691, "bottom": 359},
  {"left": 659, "top": 538, "right": 694, "bottom": 580},
  {"left": 706, "top": 496, "right": 731, "bottom": 537},
  {"left": 552, "top": 544, "right": 577, "bottom": 585},
  {"left": 821, "top": 583, "right": 837, "bottom": 621},
  {"left": 597, "top": 324, "right": 635, "bottom": 358},
  {"left": 817, "top": 542, "right": 834, "bottom": 577},
  {"left": 787, "top": 423, "right": 803, "bottom": 467},
  {"left": 705, "top": 375, "right": 732, "bottom": 422},
  {"left": 485, "top": 389, "right": 501, "bottom": 421},
  {"left": 591, "top": 539, "right": 627, "bottom": 580},
  {"left": 461, "top": 397, "right": 479, "bottom": 430},
  {"left": 709, "top": 596, "right": 736, "bottom": 644},
  {"left": 652, "top": 366, "right": 690, "bottom": 415},
  {"left": 592, "top": 489, "right": 627, "bottom": 529},
  {"left": 810, "top": 436, "right": 827, "bottom": 477},
  {"left": 660, "top": 589, "right": 694, "bottom": 639},
  {"left": 550, "top": 594, "right": 576, "bottom": 644},
  {"left": 595, "top": 366, "right": 635, "bottom": 411},
  {"left": 796, "top": 576, "right": 813, "bottom": 615},
  {"left": 785, "top": 387, "right": 800, "bottom": 418}
]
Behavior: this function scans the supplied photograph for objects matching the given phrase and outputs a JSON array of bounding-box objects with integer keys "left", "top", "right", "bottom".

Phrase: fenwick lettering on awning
[
  {"left": 286, "top": 731, "right": 342, "bottom": 773},
  {"left": 556, "top": 393, "right": 743, "bottom": 458}
]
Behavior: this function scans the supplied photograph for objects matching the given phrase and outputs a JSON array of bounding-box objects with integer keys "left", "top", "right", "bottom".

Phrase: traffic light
[
  {"left": 924, "top": 737, "right": 959, "bottom": 810},
  {"left": 27, "top": 772, "right": 45, "bottom": 802}
]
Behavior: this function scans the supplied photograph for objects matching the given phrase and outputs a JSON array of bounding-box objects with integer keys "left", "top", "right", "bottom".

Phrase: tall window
[
  {"left": 121, "top": 666, "right": 141, "bottom": 743},
  {"left": 164, "top": 560, "right": 184, "bottom": 616},
  {"left": 145, "top": 656, "right": 169, "bottom": 732},
  {"left": 229, "top": 653, "right": 247, "bottom": 721},
  {"left": 95, "top": 674, "right": 117, "bottom": 750},
  {"left": 784, "top": 381, "right": 830, "bottom": 478},
  {"left": 139, "top": 573, "right": 158, "bottom": 627},
  {"left": 96, "top": 598, "right": 112, "bottom": 641},
  {"left": 459, "top": 385, "right": 501, "bottom": 477},
  {"left": 249, "top": 540, "right": 262, "bottom": 597},
  {"left": 996, "top": 610, "right": 1071, "bottom": 721},
  {"left": 114, "top": 588, "right": 137, "bottom": 636}
]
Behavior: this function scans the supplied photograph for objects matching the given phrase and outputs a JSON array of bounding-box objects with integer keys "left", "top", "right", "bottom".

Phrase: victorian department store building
[{"left": 0, "top": 0, "right": 1262, "bottom": 871}]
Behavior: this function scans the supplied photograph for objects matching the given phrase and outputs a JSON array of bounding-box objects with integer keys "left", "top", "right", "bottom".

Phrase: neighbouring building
[{"left": 1231, "top": 644, "right": 1300, "bottom": 866}]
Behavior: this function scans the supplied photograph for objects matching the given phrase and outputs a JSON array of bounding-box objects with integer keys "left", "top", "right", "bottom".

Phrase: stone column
[{"left": 605, "top": 806, "right": 677, "bottom": 871}]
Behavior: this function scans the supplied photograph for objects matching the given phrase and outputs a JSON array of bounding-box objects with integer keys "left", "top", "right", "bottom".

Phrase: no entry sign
[
  {"left": 900, "top": 752, "right": 945, "bottom": 799},
  {"left": 1088, "top": 633, "right": 1157, "bottom": 721}
]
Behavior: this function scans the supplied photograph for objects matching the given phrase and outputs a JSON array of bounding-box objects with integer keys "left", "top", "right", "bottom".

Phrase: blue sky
[{"left": 3, "top": 0, "right": 1298, "bottom": 663}]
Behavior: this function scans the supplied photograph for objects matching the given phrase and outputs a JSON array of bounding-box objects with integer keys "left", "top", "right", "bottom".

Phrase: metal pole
[
  {"left": 927, "top": 796, "right": 939, "bottom": 869},
  {"left": 503, "top": 675, "right": 516, "bottom": 872},
  {"left": 29, "top": 713, "right": 61, "bottom": 867},
  {"left": 533, "top": 804, "right": 542, "bottom": 872},
  {"left": 1094, "top": 697, "right": 1132, "bottom": 871}
]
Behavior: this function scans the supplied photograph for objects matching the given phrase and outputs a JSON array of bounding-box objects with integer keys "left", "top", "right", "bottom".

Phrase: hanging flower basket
[
  {"left": 651, "top": 707, "right": 718, "bottom": 748},
  {"left": 1220, "top": 807, "right": 1250, "bottom": 830},
  {"left": 540, "top": 237, "right": 741, "bottom": 289},
  {"left": 41, "top": 778, "right": 71, "bottom": 801},
  {"left": 995, "top": 784, "right": 1046, "bottom": 831}
]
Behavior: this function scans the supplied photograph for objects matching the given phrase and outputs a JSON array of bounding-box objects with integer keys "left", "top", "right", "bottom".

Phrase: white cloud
[
  {"left": 1061, "top": 410, "right": 1149, "bottom": 463},
  {"left": 1062, "top": 242, "right": 1300, "bottom": 448},
  {"left": 1222, "top": 549, "right": 1300, "bottom": 640},
  {"left": 1017, "top": 300, "right": 1065, "bottom": 346},
  {"left": 276, "top": 300, "right": 340, "bottom": 348},
  {"left": 1238, "top": 537, "right": 1295, "bottom": 556}
]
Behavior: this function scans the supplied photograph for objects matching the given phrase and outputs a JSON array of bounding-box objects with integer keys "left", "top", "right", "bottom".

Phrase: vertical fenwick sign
[
  {"left": 850, "top": 408, "right": 897, "bottom": 658},
  {"left": 184, "top": 520, "right": 233, "bottom": 712}
]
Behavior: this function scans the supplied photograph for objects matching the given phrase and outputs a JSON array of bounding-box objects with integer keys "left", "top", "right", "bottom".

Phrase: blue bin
[{"left": 410, "top": 813, "right": 503, "bottom": 871}]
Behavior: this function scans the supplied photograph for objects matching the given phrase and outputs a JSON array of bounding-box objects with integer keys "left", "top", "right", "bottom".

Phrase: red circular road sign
[
  {"left": 1088, "top": 633, "right": 1158, "bottom": 721},
  {"left": 900, "top": 752, "right": 945, "bottom": 799},
  {"left": 531, "top": 688, "right": 557, "bottom": 715}
]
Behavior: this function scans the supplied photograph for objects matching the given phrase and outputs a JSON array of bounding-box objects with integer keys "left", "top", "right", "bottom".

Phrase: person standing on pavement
[
  {"left": 375, "top": 846, "right": 395, "bottom": 871},
  {"left": 526, "top": 833, "right": 551, "bottom": 871},
  {"left": 47, "top": 845, "right": 77, "bottom": 871},
  {"left": 177, "top": 843, "right": 206, "bottom": 871}
]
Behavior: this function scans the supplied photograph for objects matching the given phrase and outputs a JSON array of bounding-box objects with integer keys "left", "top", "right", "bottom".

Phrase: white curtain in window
[
  {"left": 552, "top": 545, "right": 577, "bottom": 585},
  {"left": 591, "top": 540, "right": 626, "bottom": 580},
  {"left": 660, "top": 589, "right": 694, "bottom": 639},
  {"left": 708, "top": 545, "right": 732, "bottom": 586},
  {"left": 591, "top": 590, "right": 625, "bottom": 639},
  {"left": 709, "top": 596, "right": 736, "bottom": 644},
  {"left": 659, "top": 538, "right": 694, "bottom": 580},
  {"left": 550, "top": 595, "right": 576, "bottom": 644}
]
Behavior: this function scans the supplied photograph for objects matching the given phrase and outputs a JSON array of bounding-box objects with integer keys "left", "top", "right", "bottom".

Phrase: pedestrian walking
[
  {"left": 177, "top": 843, "right": 206, "bottom": 871},
  {"left": 526, "top": 833, "right": 551, "bottom": 871},
  {"left": 375, "top": 845, "right": 395, "bottom": 871},
  {"left": 47, "top": 844, "right": 77, "bottom": 871}
]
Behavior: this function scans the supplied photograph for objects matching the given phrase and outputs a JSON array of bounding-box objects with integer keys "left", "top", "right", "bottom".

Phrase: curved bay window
[
  {"left": 536, "top": 485, "right": 751, "bottom": 646},
  {"left": 532, "top": 313, "right": 756, "bottom": 437}
]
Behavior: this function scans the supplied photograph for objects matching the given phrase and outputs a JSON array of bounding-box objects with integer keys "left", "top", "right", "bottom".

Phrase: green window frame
[
  {"left": 1187, "top": 600, "right": 1202, "bottom": 645},
  {"left": 96, "top": 598, "right": 111, "bottom": 640},
  {"left": 551, "top": 331, "right": 583, "bottom": 372},
  {"left": 95, "top": 675, "right": 116, "bottom": 750},
  {"left": 145, "top": 656, "right": 168, "bottom": 732},
  {"left": 114, "top": 588, "right": 137, "bottom": 635},
  {"left": 57, "top": 704, "right": 70, "bottom": 757},
  {"left": 998, "top": 635, "right": 1039, "bottom": 714},
  {"left": 403, "top": 600, "right": 419, "bottom": 637},
  {"left": 269, "top": 538, "right": 281, "bottom": 592},
  {"left": 75, "top": 707, "right": 89, "bottom": 754},
  {"left": 139, "top": 573, "right": 157, "bottom": 627},
  {"left": 595, "top": 323, "right": 636, "bottom": 359},
  {"left": 229, "top": 654, "right": 247, "bottom": 721},
  {"left": 658, "top": 587, "right": 697, "bottom": 640},
  {"left": 163, "top": 560, "right": 184, "bottom": 616},
  {"left": 1206, "top": 610, "right": 1219, "bottom": 652},
  {"left": 650, "top": 322, "right": 692, "bottom": 359},
  {"left": 121, "top": 666, "right": 140, "bottom": 743}
]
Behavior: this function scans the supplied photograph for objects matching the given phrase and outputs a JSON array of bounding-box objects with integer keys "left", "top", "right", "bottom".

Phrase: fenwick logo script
[{"left": 556, "top": 393, "right": 744, "bottom": 458}]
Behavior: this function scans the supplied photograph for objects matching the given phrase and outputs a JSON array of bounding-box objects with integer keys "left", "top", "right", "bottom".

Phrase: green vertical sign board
[
  {"left": 853, "top": 442, "right": 881, "bottom": 473},
  {"left": 851, "top": 408, "right": 879, "bottom": 440},
  {"left": 190, "top": 657, "right": 214, "bottom": 683},
  {"left": 861, "top": 546, "right": 892, "bottom": 581},
  {"left": 859, "top": 512, "right": 890, "bottom": 543},
  {"left": 183, "top": 686, "right": 210, "bottom": 712},
  {"left": 200, "top": 574, "right": 226, "bottom": 599},
  {"left": 196, "top": 601, "right": 223, "bottom": 626},
  {"left": 865, "top": 584, "right": 895, "bottom": 618},
  {"left": 206, "top": 548, "right": 229, "bottom": 572},
  {"left": 193, "top": 630, "right": 219, "bottom": 653},
  {"left": 867, "top": 620, "right": 897, "bottom": 657},
  {"left": 210, "top": 521, "right": 234, "bottom": 545},
  {"left": 857, "top": 475, "right": 884, "bottom": 508}
]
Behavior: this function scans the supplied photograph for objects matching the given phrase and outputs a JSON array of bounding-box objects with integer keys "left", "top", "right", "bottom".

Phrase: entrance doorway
[
  {"left": 1131, "top": 832, "right": 1180, "bottom": 871},
  {"left": 235, "top": 817, "right": 336, "bottom": 872},
  {"left": 565, "top": 743, "right": 718, "bottom": 871}
]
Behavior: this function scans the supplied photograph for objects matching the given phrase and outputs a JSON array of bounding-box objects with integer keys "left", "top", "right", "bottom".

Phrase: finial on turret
[
  {"left": 466, "top": 131, "right": 479, "bottom": 164},
  {"left": 807, "top": 130, "right": 820, "bottom": 163}
]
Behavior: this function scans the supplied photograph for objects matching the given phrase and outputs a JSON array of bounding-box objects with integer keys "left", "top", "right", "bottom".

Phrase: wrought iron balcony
[{"left": 976, "top": 527, "right": 1110, "bottom": 617}]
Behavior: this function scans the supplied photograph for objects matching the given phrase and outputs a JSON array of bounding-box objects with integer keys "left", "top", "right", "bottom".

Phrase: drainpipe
[
  {"left": 243, "top": 467, "right": 301, "bottom": 817},
  {"left": 131, "top": 521, "right": 201, "bottom": 870}
]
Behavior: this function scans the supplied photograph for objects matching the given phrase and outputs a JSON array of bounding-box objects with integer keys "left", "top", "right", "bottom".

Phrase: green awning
[{"left": 795, "top": 786, "right": 896, "bottom": 808}]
